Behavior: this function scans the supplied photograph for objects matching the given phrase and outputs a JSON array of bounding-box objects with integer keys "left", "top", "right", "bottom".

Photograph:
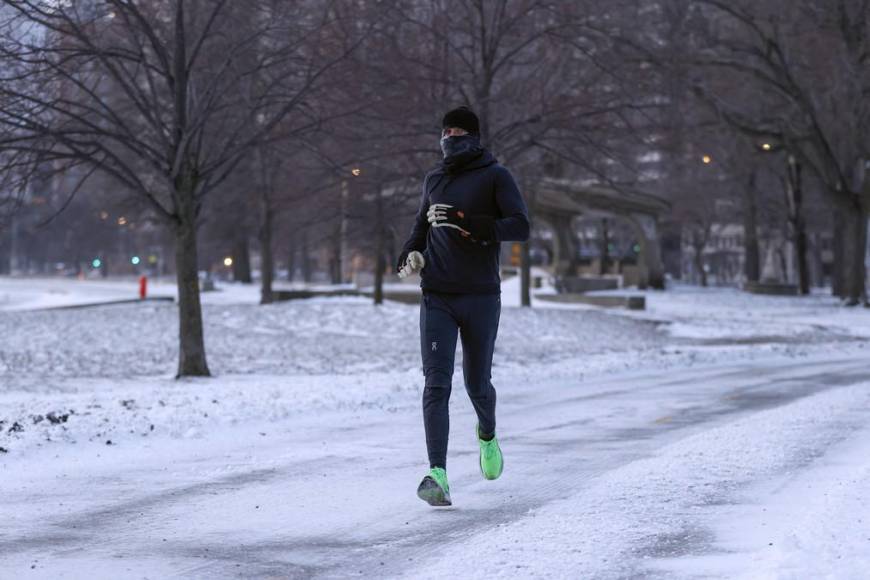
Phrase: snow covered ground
[
  {"left": 592, "top": 283, "right": 870, "bottom": 342},
  {"left": 2, "top": 276, "right": 870, "bottom": 578}
]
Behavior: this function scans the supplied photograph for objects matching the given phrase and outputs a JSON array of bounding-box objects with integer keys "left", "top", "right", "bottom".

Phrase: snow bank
[{"left": 592, "top": 284, "right": 870, "bottom": 342}]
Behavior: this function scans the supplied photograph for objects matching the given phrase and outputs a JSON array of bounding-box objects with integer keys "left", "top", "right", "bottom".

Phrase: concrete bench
[
  {"left": 537, "top": 293, "right": 645, "bottom": 310},
  {"left": 272, "top": 289, "right": 362, "bottom": 301},
  {"left": 743, "top": 282, "right": 799, "bottom": 296}
]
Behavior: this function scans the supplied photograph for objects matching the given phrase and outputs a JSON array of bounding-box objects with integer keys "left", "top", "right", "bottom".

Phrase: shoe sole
[{"left": 417, "top": 476, "right": 452, "bottom": 506}]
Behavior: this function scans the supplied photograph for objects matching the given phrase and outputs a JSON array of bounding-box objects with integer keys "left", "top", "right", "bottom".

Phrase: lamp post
[
  {"left": 340, "top": 167, "right": 361, "bottom": 285},
  {"left": 786, "top": 153, "right": 809, "bottom": 294},
  {"left": 759, "top": 140, "right": 809, "bottom": 294},
  {"left": 8, "top": 211, "right": 19, "bottom": 275},
  {"left": 340, "top": 179, "right": 348, "bottom": 284}
]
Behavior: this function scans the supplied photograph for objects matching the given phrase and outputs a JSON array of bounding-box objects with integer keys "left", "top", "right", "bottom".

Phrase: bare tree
[
  {"left": 689, "top": 0, "right": 870, "bottom": 304},
  {"left": 0, "top": 0, "right": 363, "bottom": 375}
]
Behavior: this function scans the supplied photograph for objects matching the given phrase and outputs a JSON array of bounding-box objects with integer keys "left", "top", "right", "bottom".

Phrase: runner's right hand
[{"left": 397, "top": 251, "right": 425, "bottom": 279}]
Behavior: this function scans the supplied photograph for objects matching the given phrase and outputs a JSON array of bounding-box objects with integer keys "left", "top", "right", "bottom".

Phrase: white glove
[{"left": 398, "top": 251, "right": 425, "bottom": 279}]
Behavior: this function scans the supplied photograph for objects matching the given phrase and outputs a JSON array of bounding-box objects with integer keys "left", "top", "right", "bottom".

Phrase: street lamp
[
  {"left": 701, "top": 154, "right": 712, "bottom": 164},
  {"left": 223, "top": 257, "right": 233, "bottom": 267},
  {"left": 340, "top": 166, "right": 362, "bottom": 284}
]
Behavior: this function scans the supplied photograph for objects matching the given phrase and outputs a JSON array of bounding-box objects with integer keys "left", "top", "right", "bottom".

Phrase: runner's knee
[{"left": 424, "top": 369, "right": 453, "bottom": 389}]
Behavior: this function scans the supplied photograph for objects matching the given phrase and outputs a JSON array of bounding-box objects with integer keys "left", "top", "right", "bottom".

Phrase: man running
[{"left": 397, "top": 106, "right": 530, "bottom": 506}]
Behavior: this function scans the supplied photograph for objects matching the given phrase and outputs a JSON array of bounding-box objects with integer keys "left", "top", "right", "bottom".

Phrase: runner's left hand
[{"left": 427, "top": 204, "right": 495, "bottom": 242}]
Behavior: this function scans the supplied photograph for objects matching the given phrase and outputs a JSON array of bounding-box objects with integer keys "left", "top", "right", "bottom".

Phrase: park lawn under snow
[
  {"left": 1, "top": 276, "right": 868, "bottom": 458},
  {"left": 0, "top": 283, "right": 659, "bottom": 456}
]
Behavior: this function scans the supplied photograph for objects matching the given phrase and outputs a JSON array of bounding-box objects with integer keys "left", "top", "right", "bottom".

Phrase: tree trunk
[
  {"left": 232, "top": 235, "right": 252, "bottom": 283},
  {"left": 834, "top": 197, "right": 868, "bottom": 305},
  {"left": 777, "top": 246, "right": 788, "bottom": 283},
  {"left": 693, "top": 241, "right": 707, "bottom": 287},
  {"left": 854, "top": 210, "right": 868, "bottom": 305},
  {"left": 599, "top": 218, "right": 609, "bottom": 275},
  {"left": 795, "top": 226, "right": 810, "bottom": 294},
  {"left": 521, "top": 241, "right": 531, "bottom": 307},
  {"left": 743, "top": 171, "right": 760, "bottom": 284},
  {"left": 374, "top": 231, "right": 385, "bottom": 305},
  {"left": 301, "top": 227, "right": 312, "bottom": 283},
  {"left": 844, "top": 204, "right": 867, "bottom": 305},
  {"left": 259, "top": 204, "right": 274, "bottom": 305},
  {"left": 287, "top": 228, "right": 297, "bottom": 282},
  {"left": 173, "top": 208, "right": 210, "bottom": 377},
  {"left": 373, "top": 187, "right": 385, "bottom": 305},
  {"left": 810, "top": 233, "right": 823, "bottom": 287},
  {"left": 330, "top": 221, "right": 343, "bottom": 284},
  {"left": 787, "top": 157, "right": 810, "bottom": 295},
  {"left": 832, "top": 209, "right": 845, "bottom": 297}
]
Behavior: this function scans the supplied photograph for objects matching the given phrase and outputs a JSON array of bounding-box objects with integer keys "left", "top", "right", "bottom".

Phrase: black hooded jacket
[{"left": 400, "top": 149, "right": 530, "bottom": 294}]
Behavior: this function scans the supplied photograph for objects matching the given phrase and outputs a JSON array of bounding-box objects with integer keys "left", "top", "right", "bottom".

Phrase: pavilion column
[{"left": 628, "top": 213, "right": 664, "bottom": 290}]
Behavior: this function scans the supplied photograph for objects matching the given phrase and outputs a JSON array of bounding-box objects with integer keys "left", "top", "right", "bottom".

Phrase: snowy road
[{"left": 4, "top": 354, "right": 870, "bottom": 579}]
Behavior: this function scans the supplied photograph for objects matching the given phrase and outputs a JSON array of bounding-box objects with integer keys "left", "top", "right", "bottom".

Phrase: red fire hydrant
[{"left": 139, "top": 275, "right": 148, "bottom": 300}]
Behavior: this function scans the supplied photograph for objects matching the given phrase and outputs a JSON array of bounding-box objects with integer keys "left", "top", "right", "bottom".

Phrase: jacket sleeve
[
  {"left": 492, "top": 166, "right": 530, "bottom": 242},
  {"left": 400, "top": 173, "right": 431, "bottom": 256}
]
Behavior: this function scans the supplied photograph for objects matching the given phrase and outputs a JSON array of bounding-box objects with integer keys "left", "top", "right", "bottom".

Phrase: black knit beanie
[{"left": 441, "top": 106, "right": 480, "bottom": 136}]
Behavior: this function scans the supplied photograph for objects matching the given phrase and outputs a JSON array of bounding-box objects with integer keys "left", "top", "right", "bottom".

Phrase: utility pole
[
  {"left": 340, "top": 178, "right": 349, "bottom": 284},
  {"left": 786, "top": 153, "right": 809, "bottom": 294},
  {"left": 9, "top": 212, "right": 19, "bottom": 274},
  {"left": 340, "top": 167, "right": 361, "bottom": 285}
]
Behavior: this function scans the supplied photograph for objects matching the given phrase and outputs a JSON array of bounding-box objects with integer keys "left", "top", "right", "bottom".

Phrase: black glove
[{"left": 427, "top": 204, "right": 495, "bottom": 242}]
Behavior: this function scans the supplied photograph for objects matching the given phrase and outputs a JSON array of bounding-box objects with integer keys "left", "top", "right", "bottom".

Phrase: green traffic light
[
  {"left": 92, "top": 259, "right": 101, "bottom": 268},
  {"left": 131, "top": 256, "right": 140, "bottom": 265}
]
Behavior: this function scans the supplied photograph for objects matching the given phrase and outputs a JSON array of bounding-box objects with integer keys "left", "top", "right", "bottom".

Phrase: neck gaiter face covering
[{"left": 440, "top": 134, "right": 483, "bottom": 173}]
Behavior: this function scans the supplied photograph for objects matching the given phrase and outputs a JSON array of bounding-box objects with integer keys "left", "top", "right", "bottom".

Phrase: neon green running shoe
[
  {"left": 417, "top": 467, "right": 451, "bottom": 506},
  {"left": 477, "top": 425, "right": 503, "bottom": 480}
]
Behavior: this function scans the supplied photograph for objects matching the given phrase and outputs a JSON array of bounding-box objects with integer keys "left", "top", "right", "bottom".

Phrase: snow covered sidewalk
[
  {"left": 406, "top": 358, "right": 870, "bottom": 579},
  {"left": 3, "top": 355, "right": 870, "bottom": 578}
]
